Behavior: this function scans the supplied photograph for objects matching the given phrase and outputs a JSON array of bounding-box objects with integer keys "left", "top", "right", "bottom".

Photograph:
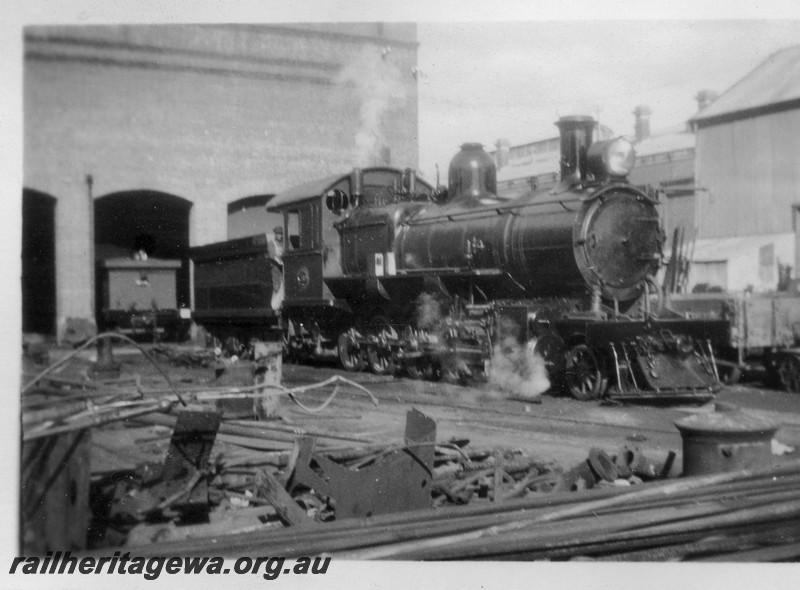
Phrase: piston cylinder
[{"left": 674, "top": 405, "right": 778, "bottom": 476}]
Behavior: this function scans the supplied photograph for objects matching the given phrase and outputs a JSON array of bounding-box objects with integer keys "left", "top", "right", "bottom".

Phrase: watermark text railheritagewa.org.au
[{"left": 10, "top": 551, "right": 331, "bottom": 581}]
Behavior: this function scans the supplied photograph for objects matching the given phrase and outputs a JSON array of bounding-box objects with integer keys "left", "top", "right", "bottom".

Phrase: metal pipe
[
  {"left": 707, "top": 339, "right": 720, "bottom": 381},
  {"left": 621, "top": 343, "right": 640, "bottom": 391},
  {"left": 351, "top": 168, "right": 363, "bottom": 205},
  {"left": 404, "top": 167, "right": 416, "bottom": 196},
  {"left": 610, "top": 343, "right": 624, "bottom": 394},
  {"left": 591, "top": 285, "right": 602, "bottom": 315}
]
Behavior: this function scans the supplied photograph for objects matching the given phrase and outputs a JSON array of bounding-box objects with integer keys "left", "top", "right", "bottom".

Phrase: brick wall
[{"left": 23, "top": 24, "right": 419, "bottom": 338}]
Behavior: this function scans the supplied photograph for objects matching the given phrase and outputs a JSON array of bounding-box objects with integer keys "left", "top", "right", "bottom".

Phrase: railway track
[{"left": 280, "top": 360, "right": 800, "bottom": 469}]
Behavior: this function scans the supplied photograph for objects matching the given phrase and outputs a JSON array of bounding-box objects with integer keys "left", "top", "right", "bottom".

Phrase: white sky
[{"left": 416, "top": 19, "right": 800, "bottom": 178}]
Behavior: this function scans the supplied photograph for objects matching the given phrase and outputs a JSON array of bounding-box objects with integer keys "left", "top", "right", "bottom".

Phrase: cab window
[
  {"left": 285, "top": 204, "right": 318, "bottom": 251},
  {"left": 285, "top": 210, "right": 301, "bottom": 250}
]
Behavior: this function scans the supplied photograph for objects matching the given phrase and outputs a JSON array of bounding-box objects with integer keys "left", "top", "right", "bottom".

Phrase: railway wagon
[
  {"left": 670, "top": 290, "right": 800, "bottom": 392},
  {"left": 96, "top": 256, "right": 189, "bottom": 341}
]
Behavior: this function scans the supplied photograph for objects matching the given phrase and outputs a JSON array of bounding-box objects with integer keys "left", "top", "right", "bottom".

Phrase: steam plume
[{"left": 337, "top": 46, "right": 406, "bottom": 167}]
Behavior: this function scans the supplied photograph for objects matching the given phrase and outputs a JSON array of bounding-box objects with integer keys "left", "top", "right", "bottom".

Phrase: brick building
[{"left": 22, "top": 24, "right": 420, "bottom": 340}]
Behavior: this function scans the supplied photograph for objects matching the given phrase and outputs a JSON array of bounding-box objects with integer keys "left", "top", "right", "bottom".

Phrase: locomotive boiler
[
  {"left": 394, "top": 118, "right": 661, "bottom": 303},
  {"left": 192, "top": 115, "right": 727, "bottom": 402}
]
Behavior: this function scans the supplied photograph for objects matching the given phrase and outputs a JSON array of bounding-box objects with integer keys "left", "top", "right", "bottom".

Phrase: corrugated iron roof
[
  {"left": 267, "top": 168, "right": 435, "bottom": 210},
  {"left": 633, "top": 132, "right": 695, "bottom": 157},
  {"left": 692, "top": 44, "right": 800, "bottom": 123}
]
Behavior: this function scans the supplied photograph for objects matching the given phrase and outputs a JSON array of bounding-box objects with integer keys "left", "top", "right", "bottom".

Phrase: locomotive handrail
[
  {"left": 402, "top": 181, "right": 652, "bottom": 227},
  {"left": 404, "top": 200, "right": 580, "bottom": 226},
  {"left": 393, "top": 268, "right": 505, "bottom": 277},
  {"left": 579, "top": 183, "right": 660, "bottom": 204}
]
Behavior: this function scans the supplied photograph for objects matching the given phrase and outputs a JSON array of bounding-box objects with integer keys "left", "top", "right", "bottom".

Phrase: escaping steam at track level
[
  {"left": 488, "top": 318, "right": 551, "bottom": 401},
  {"left": 412, "top": 294, "right": 550, "bottom": 397}
]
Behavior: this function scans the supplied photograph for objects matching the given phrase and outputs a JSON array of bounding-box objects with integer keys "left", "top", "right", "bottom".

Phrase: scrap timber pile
[
  {"left": 126, "top": 459, "right": 800, "bottom": 562},
  {"left": 19, "top": 339, "right": 800, "bottom": 562}
]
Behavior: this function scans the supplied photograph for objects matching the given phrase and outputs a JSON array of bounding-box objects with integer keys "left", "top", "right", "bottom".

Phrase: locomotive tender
[{"left": 191, "top": 115, "right": 727, "bottom": 402}]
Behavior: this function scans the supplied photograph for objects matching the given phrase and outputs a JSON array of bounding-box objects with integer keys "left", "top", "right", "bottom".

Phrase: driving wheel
[
  {"left": 337, "top": 329, "right": 365, "bottom": 371},
  {"left": 366, "top": 316, "right": 397, "bottom": 375}
]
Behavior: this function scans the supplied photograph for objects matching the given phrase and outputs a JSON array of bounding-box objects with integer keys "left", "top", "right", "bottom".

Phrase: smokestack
[
  {"left": 695, "top": 90, "right": 719, "bottom": 112},
  {"left": 633, "top": 105, "right": 652, "bottom": 143},
  {"left": 555, "top": 115, "right": 596, "bottom": 185},
  {"left": 495, "top": 138, "right": 511, "bottom": 170}
]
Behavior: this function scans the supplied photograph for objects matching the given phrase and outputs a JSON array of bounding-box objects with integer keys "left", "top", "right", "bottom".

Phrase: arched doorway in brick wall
[
  {"left": 22, "top": 189, "right": 57, "bottom": 335},
  {"left": 94, "top": 190, "right": 193, "bottom": 322}
]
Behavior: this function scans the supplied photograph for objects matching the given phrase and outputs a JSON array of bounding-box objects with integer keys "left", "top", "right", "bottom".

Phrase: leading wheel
[
  {"left": 337, "top": 330, "right": 365, "bottom": 371},
  {"left": 564, "top": 344, "right": 605, "bottom": 401}
]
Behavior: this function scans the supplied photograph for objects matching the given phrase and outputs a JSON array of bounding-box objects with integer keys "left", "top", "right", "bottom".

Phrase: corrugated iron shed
[{"left": 692, "top": 44, "right": 800, "bottom": 126}]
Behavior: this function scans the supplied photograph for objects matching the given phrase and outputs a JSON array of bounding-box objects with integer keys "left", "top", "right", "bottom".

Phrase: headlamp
[{"left": 587, "top": 137, "right": 636, "bottom": 179}]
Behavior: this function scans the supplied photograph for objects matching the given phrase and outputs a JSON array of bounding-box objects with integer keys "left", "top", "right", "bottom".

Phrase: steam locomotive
[{"left": 191, "top": 115, "right": 727, "bottom": 402}]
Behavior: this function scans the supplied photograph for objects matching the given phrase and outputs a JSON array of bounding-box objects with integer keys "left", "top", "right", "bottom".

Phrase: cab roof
[
  {"left": 267, "top": 167, "right": 432, "bottom": 211},
  {"left": 267, "top": 173, "right": 345, "bottom": 211}
]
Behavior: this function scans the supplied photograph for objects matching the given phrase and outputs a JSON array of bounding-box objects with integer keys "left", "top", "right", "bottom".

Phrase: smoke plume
[{"left": 337, "top": 46, "right": 407, "bottom": 167}]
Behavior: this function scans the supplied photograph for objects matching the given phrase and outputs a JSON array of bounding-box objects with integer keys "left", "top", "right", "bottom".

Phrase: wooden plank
[
  {"left": 21, "top": 430, "right": 91, "bottom": 552},
  {"left": 493, "top": 451, "right": 503, "bottom": 503},
  {"left": 696, "top": 540, "right": 800, "bottom": 562},
  {"left": 254, "top": 469, "right": 317, "bottom": 528}
]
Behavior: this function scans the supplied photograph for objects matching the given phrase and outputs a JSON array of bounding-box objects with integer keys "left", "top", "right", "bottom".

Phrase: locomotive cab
[
  {"left": 267, "top": 168, "right": 434, "bottom": 301},
  {"left": 267, "top": 167, "right": 433, "bottom": 362}
]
